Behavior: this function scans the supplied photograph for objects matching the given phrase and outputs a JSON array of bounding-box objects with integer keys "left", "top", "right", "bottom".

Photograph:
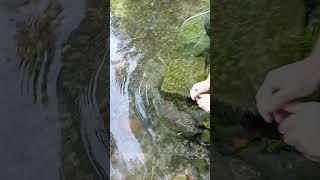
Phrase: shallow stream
[{"left": 110, "top": 0, "right": 210, "bottom": 179}]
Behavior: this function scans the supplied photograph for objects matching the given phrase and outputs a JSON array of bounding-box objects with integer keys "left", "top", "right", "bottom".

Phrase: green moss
[
  {"left": 263, "top": 138, "right": 294, "bottom": 153},
  {"left": 159, "top": 11, "right": 210, "bottom": 98},
  {"left": 176, "top": 11, "right": 210, "bottom": 57},
  {"left": 112, "top": 0, "right": 210, "bottom": 100},
  {"left": 161, "top": 55, "right": 208, "bottom": 97},
  {"left": 191, "top": 104, "right": 200, "bottom": 110},
  {"left": 202, "top": 118, "right": 210, "bottom": 129},
  {"left": 200, "top": 129, "right": 210, "bottom": 144}
]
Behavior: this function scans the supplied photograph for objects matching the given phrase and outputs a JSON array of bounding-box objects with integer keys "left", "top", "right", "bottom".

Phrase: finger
[
  {"left": 274, "top": 112, "right": 282, "bottom": 123},
  {"left": 268, "top": 89, "right": 295, "bottom": 113},
  {"left": 190, "top": 85, "right": 198, "bottom": 100},
  {"left": 190, "top": 89, "right": 196, "bottom": 100},
  {"left": 273, "top": 109, "right": 291, "bottom": 123},
  {"left": 278, "top": 115, "right": 293, "bottom": 134},
  {"left": 198, "top": 103, "right": 209, "bottom": 112},
  {"left": 283, "top": 133, "right": 297, "bottom": 146},
  {"left": 283, "top": 103, "right": 303, "bottom": 113},
  {"left": 198, "top": 94, "right": 207, "bottom": 98},
  {"left": 284, "top": 102, "right": 317, "bottom": 113},
  {"left": 190, "top": 91, "right": 194, "bottom": 100},
  {"left": 197, "top": 94, "right": 209, "bottom": 102},
  {"left": 197, "top": 98, "right": 204, "bottom": 105},
  {"left": 256, "top": 81, "right": 274, "bottom": 123},
  {"left": 303, "top": 154, "right": 320, "bottom": 162},
  {"left": 190, "top": 91, "right": 200, "bottom": 101},
  {"left": 258, "top": 109, "right": 273, "bottom": 123},
  {"left": 294, "top": 141, "right": 306, "bottom": 153},
  {"left": 198, "top": 101, "right": 204, "bottom": 109}
]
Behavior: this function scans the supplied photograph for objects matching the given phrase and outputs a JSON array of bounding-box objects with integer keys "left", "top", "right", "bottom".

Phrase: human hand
[
  {"left": 190, "top": 77, "right": 210, "bottom": 100},
  {"left": 197, "top": 94, "right": 210, "bottom": 112},
  {"left": 256, "top": 58, "right": 320, "bottom": 123},
  {"left": 278, "top": 102, "right": 320, "bottom": 162}
]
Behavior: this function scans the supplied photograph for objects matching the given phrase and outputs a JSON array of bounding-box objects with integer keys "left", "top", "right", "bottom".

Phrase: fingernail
[{"left": 275, "top": 117, "right": 280, "bottom": 123}]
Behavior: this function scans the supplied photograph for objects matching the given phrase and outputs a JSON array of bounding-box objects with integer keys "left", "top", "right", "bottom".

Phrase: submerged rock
[
  {"left": 172, "top": 174, "right": 188, "bottom": 180},
  {"left": 176, "top": 11, "right": 210, "bottom": 57},
  {"left": 159, "top": 100, "right": 200, "bottom": 137}
]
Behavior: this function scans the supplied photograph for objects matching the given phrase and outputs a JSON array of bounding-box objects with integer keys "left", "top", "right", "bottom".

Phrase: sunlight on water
[{"left": 110, "top": 17, "right": 146, "bottom": 177}]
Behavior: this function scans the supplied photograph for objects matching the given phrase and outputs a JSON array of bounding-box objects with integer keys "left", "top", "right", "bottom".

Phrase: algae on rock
[
  {"left": 161, "top": 11, "right": 210, "bottom": 97},
  {"left": 176, "top": 11, "right": 210, "bottom": 57},
  {"left": 161, "top": 55, "right": 208, "bottom": 97}
]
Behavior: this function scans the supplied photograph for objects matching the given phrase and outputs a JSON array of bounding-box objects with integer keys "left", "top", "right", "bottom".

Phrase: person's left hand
[
  {"left": 197, "top": 94, "right": 210, "bottom": 112},
  {"left": 278, "top": 102, "right": 320, "bottom": 162}
]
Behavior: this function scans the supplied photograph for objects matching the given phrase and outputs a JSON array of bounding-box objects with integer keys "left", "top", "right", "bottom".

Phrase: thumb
[
  {"left": 283, "top": 103, "right": 304, "bottom": 113},
  {"left": 284, "top": 102, "right": 317, "bottom": 113},
  {"left": 198, "top": 94, "right": 208, "bottom": 99}
]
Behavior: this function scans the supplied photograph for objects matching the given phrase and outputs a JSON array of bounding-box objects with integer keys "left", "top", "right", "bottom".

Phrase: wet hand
[
  {"left": 256, "top": 59, "right": 320, "bottom": 123},
  {"left": 278, "top": 102, "right": 320, "bottom": 162},
  {"left": 197, "top": 94, "right": 210, "bottom": 112},
  {"left": 190, "top": 78, "right": 210, "bottom": 100}
]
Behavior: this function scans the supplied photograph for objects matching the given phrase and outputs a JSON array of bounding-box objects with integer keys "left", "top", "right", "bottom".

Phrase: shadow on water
[{"left": 0, "top": 0, "right": 108, "bottom": 179}]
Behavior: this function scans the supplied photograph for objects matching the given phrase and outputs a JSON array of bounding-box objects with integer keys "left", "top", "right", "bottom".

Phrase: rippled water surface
[{"left": 0, "top": 0, "right": 108, "bottom": 179}]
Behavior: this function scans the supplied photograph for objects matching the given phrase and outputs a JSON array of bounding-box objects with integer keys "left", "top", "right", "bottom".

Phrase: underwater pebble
[
  {"left": 232, "top": 136, "right": 250, "bottom": 151},
  {"left": 172, "top": 174, "right": 188, "bottom": 180},
  {"left": 129, "top": 117, "right": 141, "bottom": 133}
]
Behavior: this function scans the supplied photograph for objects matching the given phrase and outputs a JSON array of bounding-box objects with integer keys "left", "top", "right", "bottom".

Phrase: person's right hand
[
  {"left": 190, "top": 77, "right": 210, "bottom": 100},
  {"left": 278, "top": 102, "right": 320, "bottom": 162},
  {"left": 256, "top": 58, "right": 320, "bottom": 123}
]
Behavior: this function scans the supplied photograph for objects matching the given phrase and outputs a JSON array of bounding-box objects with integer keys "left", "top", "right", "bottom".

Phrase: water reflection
[
  {"left": 57, "top": 0, "right": 108, "bottom": 179},
  {"left": 15, "top": 1, "right": 62, "bottom": 104},
  {"left": 110, "top": 19, "right": 147, "bottom": 177},
  {"left": 0, "top": 0, "right": 108, "bottom": 179}
]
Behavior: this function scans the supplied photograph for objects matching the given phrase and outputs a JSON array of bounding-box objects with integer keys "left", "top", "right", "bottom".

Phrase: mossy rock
[
  {"left": 161, "top": 56, "right": 208, "bottom": 97},
  {"left": 202, "top": 118, "right": 210, "bottom": 129},
  {"left": 176, "top": 11, "right": 210, "bottom": 57},
  {"left": 263, "top": 138, "right": 294, "bottom": 153},
  {"left": 213, "top": 0, "right": 320, "bottom": 111}
]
